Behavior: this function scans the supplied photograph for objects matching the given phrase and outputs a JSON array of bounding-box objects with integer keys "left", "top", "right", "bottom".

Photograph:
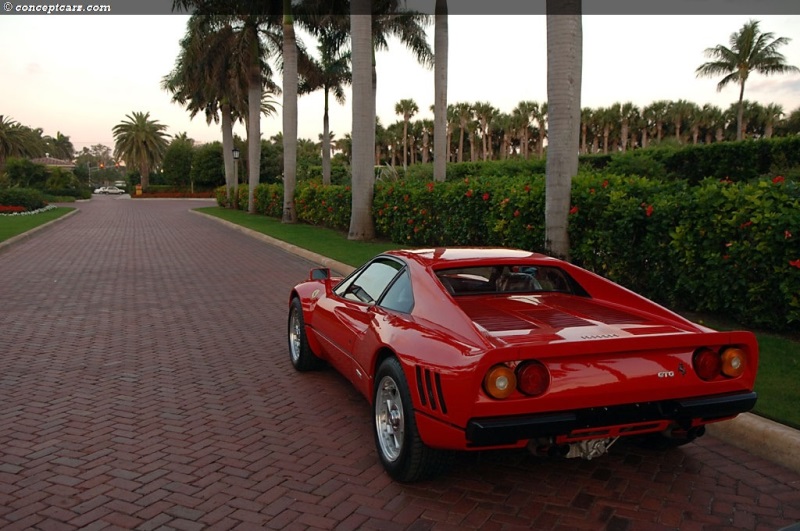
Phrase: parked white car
[
  {"left": 104, "top": 186, "right": 125, "bottom": 195},
  {"left": 93, "top": 187, "right": 108, "bottom": 194}
]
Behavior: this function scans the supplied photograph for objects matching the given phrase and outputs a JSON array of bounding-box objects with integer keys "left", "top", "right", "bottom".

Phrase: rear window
[{"left": 435, "top": 265, "right": 583, "bottom": 296}]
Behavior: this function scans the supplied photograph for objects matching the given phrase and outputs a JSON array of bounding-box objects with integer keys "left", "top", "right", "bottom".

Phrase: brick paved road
[{"left": 1, "top": 197, "right": 798, "bottom": 530}]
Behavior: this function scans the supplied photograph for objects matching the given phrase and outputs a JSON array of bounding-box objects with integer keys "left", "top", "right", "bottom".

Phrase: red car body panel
[{"left": 290, "top": 248, "right": 758, "bottom": 451}]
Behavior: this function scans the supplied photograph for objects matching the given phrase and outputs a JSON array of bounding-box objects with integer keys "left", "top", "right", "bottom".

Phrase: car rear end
[{"left": 413, "top": 293, "right": 758, "bottom": 455}]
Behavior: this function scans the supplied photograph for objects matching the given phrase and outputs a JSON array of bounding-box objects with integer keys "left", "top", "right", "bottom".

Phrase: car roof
[{"left": 384, "top": 248, "right": 558, "bottom": 269}]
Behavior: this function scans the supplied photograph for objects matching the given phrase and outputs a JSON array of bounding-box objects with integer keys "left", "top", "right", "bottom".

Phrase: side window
[
  {"left": 379, "top": 269, "right": 414, "bottom": 313},
  {"left": 334, "top": 258, "right": 403, "bottom": 304}
]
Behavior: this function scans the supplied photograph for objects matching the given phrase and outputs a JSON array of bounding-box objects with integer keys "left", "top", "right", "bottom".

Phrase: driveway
[{"left": 1, "top": 196, "right": 799, "bottom": 530}]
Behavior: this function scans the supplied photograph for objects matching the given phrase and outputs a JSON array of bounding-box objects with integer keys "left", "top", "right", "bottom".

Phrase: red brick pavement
[{"left": 1, "top": 196, "right": 798, "bottom": 530}]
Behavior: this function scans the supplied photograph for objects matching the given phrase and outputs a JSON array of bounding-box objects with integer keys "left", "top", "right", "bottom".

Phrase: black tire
[
  {"left": 373, "top": 357, "right": 450, "bottom": 482},
  {"left": 288, "top": 297, "right": 324, "bottom": 371}
]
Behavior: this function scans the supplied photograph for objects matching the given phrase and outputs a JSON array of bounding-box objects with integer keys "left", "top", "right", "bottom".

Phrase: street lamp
[{"left": 232, "top": 147, "right": 240, "bottom": 185}]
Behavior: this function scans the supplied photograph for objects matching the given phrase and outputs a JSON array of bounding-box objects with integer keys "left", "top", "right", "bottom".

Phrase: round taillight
[
  {"left": 516, "top": 361, "right": 550, "bottom": 397},
  {"left": 693, "top": 348, "right": 721, "bottom": 381},
  {"left": 721, "top": 347, "right": 746, "bottom": 378},
  {"left": 484, "top": 364, "right": 517, "bottom": 399}
]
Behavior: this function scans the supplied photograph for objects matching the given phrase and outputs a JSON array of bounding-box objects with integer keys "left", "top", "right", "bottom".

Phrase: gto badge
[
  {"left": 658, "top": 371, "right": 675, "bottom": 378},
  {"left": 311, "top": 289, "right": 320, "bottom": 300}
]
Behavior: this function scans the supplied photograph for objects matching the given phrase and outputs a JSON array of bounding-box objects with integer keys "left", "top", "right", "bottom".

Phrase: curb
[
  {"left": 706, "top": 413, "right": 800, "bottom": 475},
  {"left": 190, "top": 210, "right": 356, "bottom": 277},
  {"left": 0, "top": 207, "right": 80, "bottom": 255}
]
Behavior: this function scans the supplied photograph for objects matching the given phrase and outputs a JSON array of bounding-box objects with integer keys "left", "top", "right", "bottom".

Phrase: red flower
[
  {"left": 786, "top": 230, "right": 793, "bottom": 239},
  {"left": 524, "top": 185, "right": 531, "bottom": 193},
  {"left": 740, "top": 220, "right": 753, "bottom": 229},
  {"left": 645, "top": 205, "right": 654, "bottom": 217},
  {"left": 720, "top": 177, "right": 733, "bottom": 184},
  {"left": 602, "top": 179, "right": 609, "bottom": 188},
  {"left": 465, "top": 189, "right": 473, "bottom": 198},
  {"left": 482, "top": 193, "right": 490, "bottom": 201},
  {"left": 790, "top": 259, "right": 800, "bottom": 269},
  {"left": 772, "top": 176, "right": 785, "bottom": 184},
  {"left": 426, "top": 182, "right": 435, "bottom": 192},
  {"left": 514, "top": 210, "right": 520, "bottom": 217},
  {"left": 569, "top": 206, "right": 579, "bottom": 215}
]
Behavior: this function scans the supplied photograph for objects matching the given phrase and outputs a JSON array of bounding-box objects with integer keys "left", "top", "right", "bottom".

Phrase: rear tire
[
  {"left": 373, "top": 357, "right": 450, "bottom": 482},
  {"left": 288, "top": 297, "right": 324, "bottom": 371}
]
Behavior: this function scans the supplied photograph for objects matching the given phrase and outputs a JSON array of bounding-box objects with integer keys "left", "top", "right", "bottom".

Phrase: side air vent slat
[{"left": 415, "top": 365, "right": 448, "bottom": 416}]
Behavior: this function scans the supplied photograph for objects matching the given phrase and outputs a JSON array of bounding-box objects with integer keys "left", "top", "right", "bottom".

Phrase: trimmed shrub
[{"left": 0, "top": 188, "right": 47, "bottom": 211}]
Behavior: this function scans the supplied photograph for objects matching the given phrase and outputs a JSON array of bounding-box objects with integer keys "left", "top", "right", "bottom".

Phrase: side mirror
[{"left": 310, "top": 268, "right": 330, "bottom": 280}]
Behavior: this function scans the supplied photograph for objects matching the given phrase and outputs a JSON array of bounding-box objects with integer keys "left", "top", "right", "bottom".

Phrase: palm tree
[
  {"left": 545, "top": 0, "right": 582, "bottom": 260},
  {"left": 618, "top": 102, "right": 638, "bottom": 152},
  {"left": 0, "top": 115, "right": 24, "bottom": 171},
  {"left": 473, "top": 101, "right": 497, "bottom": 161},
  {"left": 532, "top": 103, "right": 548, "bottom": 159},
  {"left": 762, "top": 103, "right": 784, "bottom": 138},
  {"left": 44, "top": 132, "right": 74, "bottom": 160},
  {"left": 454, "top": 102, "right": 473, "bottom": 163},
  {"left": 0, "top": 116, "right": 45, "bottom": 170},
  {"left": 394, "top": 98, "right": 419, "bottom": 171},
  {"left": 696, "top": 19, "right": 799, "bottom": 141},
  {"left": 643, "top": 100, "right": 669, "bottom": 144},
  {"left": 420, "top": 119, "right": 433, "bottom": 164},
  {"left": 668, "top": 99, "right": 697, "bottom": 144},
  {"left": 299, "top": 31, "right": 351, "bottom": 185},
  {"left": 433, "top": 0, "right": 448, "bottom": 182},
  {"left": 513, "top": 101, "right": 536, "bottom": 158},
  {"left": 579, "top": 107, "right": 592, "bottom": 154},
  {"left": 112, "top": 111, "right": 171, "bottom": 189},
  {"left": 349, "top": 0, "right": 375, "bottom": 240},
  {"left": 163, "top": 15, "right": 264, "bottom": 206}
]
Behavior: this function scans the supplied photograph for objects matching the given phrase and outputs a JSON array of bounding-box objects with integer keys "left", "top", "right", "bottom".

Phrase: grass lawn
[
  {"left": 0, "top": 207, "right": 75, "bottom": 243},
  {"left": 199, "top": 206, "right": 800, "bottom": 429},
  {"left": 196, "top": 207, "right": 396, "bottom": 266}
]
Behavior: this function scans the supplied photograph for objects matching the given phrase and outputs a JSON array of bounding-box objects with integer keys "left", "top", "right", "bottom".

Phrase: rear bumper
[{"left": 465, "top": 391, "right": 757, "bottom": 447}]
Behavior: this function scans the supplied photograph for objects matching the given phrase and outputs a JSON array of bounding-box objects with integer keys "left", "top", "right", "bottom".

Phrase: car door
[{"left": 315, "top": 257, "right": 405, "bottom": 385}]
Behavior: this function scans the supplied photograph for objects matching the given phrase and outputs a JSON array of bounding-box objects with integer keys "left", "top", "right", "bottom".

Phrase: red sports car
[{"left": 288, "top": 248, "right": 758, "bottom": 482}]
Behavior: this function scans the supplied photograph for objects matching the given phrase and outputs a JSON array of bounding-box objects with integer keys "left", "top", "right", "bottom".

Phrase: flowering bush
[
  {"left": 670, "top": 177, "right": 800, "bottom": 329},
  {"left": 295, "top": 180, "right": 351, "bottom": 230},
  {"left": 0, "top": 204, "right": 57, "bottom": 217}
]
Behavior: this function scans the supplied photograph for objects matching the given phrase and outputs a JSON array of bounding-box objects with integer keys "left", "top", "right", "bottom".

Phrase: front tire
[
  {"left": 288, "top": 297, "right": 324, "bottom": 371},
  {"left": 373, "top": 357, "right": 449, "bottom": 482}
]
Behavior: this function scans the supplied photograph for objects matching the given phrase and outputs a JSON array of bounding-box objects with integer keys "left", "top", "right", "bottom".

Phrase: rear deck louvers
[{"left": 415, "top": 365, "right": 448, "bottom": 415}]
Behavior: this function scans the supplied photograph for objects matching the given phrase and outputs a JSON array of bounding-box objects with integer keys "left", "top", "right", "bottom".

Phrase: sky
[{"left": 1, "top": 14, "right": 799, "bottom": 154}]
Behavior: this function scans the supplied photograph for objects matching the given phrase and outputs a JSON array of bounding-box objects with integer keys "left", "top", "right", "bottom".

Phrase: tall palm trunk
[
  {"left": 736, "top": 81, "right": 746, "bottom": 141},
  {"left": 433, "top": 0, "right": 448, "bottom": 182},
  {"left": 322, "top": 89, "right": 332, "bottom": 185},
  {"left": 282, "top": 3, "right": 298, "bottom": 222},
  {"left": 349, "top": 1, "right": 375, "bottom": 240},
  {"left": 545, "top": 0, "right": 582, "bottom": 261},
  {"left": 246, "top": 20, "right": 261, "bottom": 215},
  {"left": 221, "top": 102, "right": 235, "bottom": 206}
]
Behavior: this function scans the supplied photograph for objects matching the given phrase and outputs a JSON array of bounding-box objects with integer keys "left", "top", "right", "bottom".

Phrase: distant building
[{"left": 30, "top": 155, "right": 76, "bottom": 171}]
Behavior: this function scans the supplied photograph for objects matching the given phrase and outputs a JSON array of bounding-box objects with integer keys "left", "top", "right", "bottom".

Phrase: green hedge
[
  {"left": 0, "top": 188, "right": 47, "bottom": 211},
  {"left": 581, "top": 136, "right": 800, "bottom": 184}
]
